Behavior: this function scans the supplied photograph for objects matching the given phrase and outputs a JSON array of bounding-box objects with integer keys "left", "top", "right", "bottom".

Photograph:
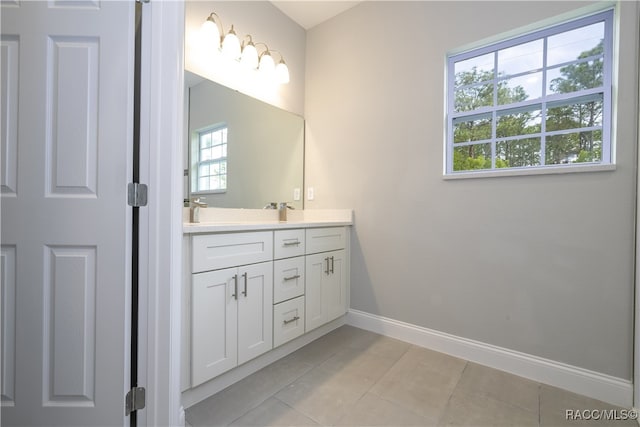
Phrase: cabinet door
[
  {"left": 192, "top": 268, "right": 238, "bottom": 386},
  {"left": 305, "top": 252, "right": 329, "bottom": 332},
  {"left": 237, "top": 262, "right": 273, "bottom": 365},
  {"left": 326, "top": 249, "right": 347, "bottom": 322}
]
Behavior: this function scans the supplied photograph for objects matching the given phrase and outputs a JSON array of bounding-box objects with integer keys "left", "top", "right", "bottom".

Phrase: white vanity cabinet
[
  {"left": 183, "top": 219, "right": 351, "bottom": 399},
  {"left": 305, "top": 227, "right": 348, "bottom": 332},
  {"left": 190, "top": 232, "right": 273, "bottom": 387}
]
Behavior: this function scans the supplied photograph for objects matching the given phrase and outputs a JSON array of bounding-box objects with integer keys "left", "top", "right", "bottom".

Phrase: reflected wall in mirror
[{"left": 186, "top": 71, "right": 304, "bottom": 209}]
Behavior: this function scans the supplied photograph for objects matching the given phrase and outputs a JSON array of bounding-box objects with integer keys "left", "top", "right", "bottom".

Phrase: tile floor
[{"left": 185, "top": 325, "right": 636, "bottom": 427}]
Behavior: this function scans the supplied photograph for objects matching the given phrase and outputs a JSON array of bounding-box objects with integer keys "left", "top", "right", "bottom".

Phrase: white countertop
[{"left": 183, "top": 208, "right": 353, "bottom": 234}]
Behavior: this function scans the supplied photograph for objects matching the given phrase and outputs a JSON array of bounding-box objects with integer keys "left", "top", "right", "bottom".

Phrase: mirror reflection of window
[{"left": 194, "top": 124, "right": 228, "bottom": 193}]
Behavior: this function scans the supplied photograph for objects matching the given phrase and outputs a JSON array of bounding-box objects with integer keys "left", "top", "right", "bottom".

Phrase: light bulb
[
  {"left": 275, "top": 60, "right": 290, "bottom": 84},
  {"left": 259, "top": 52, "right": 275, "bottom": 78},
  {"left": 240, "top": 42, "right": 258, "bottom": 69},
  {"left": 200, "top": 17, "right": 220, "bottom": 54},
  {"left": 221, "top": 26, "right": 241, "bottom": 60}
]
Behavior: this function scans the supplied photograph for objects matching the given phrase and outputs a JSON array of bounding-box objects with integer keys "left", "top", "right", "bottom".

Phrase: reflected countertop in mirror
[{"left": 185, "top": 71, "right": 304, "bottom": 209}]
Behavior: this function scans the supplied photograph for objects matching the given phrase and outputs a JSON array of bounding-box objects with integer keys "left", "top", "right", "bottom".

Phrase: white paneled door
[{"left": 1, "top": 1, "right": 134, "bottom": 426}]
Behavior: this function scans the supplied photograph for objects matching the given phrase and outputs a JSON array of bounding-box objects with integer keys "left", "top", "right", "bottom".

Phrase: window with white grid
[
  {"left": 446, "top": 9, "right": 613, "bottom": 175},
  {"left": 194, "top": 125, "right": 227, "bottom": 192}
]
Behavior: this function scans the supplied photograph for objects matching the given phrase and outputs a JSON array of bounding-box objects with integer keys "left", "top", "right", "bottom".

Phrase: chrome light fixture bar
[{"left": 200, "top": 12, "right": 290, "bottom": 84}]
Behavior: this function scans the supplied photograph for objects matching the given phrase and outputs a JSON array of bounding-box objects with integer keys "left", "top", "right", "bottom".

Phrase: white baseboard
[{"left": 347, "top": 309, "right": 632, "bottom": 408}]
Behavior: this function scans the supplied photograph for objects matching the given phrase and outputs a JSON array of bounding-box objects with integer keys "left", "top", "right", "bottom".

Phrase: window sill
[
  {"left": 191, "top": 190, "right": 227, "bottom": 195},
  {"left": 443, "top": 163, "right": 616, "bottom": 180}
]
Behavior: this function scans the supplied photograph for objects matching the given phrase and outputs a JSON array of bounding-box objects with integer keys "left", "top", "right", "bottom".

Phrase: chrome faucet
[
  {"left": 263, "top": 202, "right": 277, "bottom": 209},
  {"left": 278, "top": 202, "right": 294, "bottom": 222},
  {"left": 190, "top": 198, "right": 208, "bottom": 223}
]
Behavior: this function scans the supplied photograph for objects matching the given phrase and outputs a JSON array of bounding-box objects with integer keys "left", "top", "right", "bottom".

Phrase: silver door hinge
[
  {"left": 125, "top": 387, "right": 146, "bottom": 416},
  {"left": 128, "top": 183, "right": 148, "bottom": 207}
]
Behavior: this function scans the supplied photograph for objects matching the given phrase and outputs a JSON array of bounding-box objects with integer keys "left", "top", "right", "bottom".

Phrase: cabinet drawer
[
  {"left": 274, "top": 229, "right": 305, "bottom": 259},
  {"left": 192, "top": 231, "right": 273, "bottom": 273},
  {"left": 273, "top": 257, "right": 305, "bottom": 304},
  {"left": 273, "top": 296, "right": 305, "bottom": 348},
  {"left": 305, "top": 227, "right": 346, "bottom": 254}
]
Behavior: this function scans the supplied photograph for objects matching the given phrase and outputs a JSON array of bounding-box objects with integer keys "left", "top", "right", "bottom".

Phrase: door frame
[
  {"left": 634, "top": 1, "right": 640, "bottom": 413},
  {"left": 138, "top": 0, "right": 185, "bottom": 425}
]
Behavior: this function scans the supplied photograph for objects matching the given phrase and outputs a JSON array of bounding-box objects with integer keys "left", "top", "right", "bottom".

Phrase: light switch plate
[
  {"left": 307, "top": 187, "right": 314, "bottom": 200},
  {"left": 293, "top": 188, "right": 301, "bottom": 201}
]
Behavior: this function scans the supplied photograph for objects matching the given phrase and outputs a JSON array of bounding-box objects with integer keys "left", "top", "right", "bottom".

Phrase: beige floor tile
[
  {"left": 438, "top": 391, "right": 538, "bottom": 426},
  {"left": 281, "top": 331, "right": 344, "bottom": 367},
  {"left": 319, "top": 324, "right": 382, "bottom": 350},
  {"left": 540, "top": 384, "right": 637, "bottom": 426},
  {"left": 355, "top": 334, "right": 412, "bottom": 359},
  {"left": 318, "top": 345, "right": 404, "bottom": 384},
  {"left": 453, "top": 362, "right": 539, "bottom": 413},
  {"left": 275, "top": 365, "right": 375, "bottom": 425},
  {"left": 369, "top": 346, "right": 467, "bottom": 423},
  {"left": 186, "top": 358, "right": 314, "bottom": 427},
  {"left": 336, "top": 392, "right": 432, "bottom": 426},
  {"left": 229, "top": 397, "right": 319, "bottom": 427}
]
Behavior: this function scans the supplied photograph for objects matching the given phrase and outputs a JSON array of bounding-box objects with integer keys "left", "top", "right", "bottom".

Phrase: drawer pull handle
[
  {"left": 325, "top": 257, "right": 330, "bottom": 275},
  {"left": 283, "top": 274, "right": 300, "bottom": 282},
  {"left": 283, "top": 240, "right": 301, "bottom": 247},
  {"left": 330, "top": 256, "right": 335, "bottom": 274},
  {"left": 242, "top": 272, "right": 248, "bottom": 297},
  {"left": 283, "top": 316, "right": 300, "bottom": 325},
  {"left": 232, "top": 274, "right": 238, "bottom": 300}
]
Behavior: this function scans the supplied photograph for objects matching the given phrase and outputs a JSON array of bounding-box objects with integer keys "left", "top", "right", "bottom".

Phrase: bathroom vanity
[{"left": 181, "top": 209, "right": 352, "bottom": 407}]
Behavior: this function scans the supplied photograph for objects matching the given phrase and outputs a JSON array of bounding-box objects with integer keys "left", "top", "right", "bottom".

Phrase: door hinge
[
  {"left": 128, "top": 183, "right": 148, "bottom": 207},
  {"left": 125, "top": 386, "right": 146, "bottom": 416}
]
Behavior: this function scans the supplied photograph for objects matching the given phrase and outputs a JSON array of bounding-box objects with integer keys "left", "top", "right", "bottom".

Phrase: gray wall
[{"left": 304, "top": 1, "right": 639, "bottom": 380}]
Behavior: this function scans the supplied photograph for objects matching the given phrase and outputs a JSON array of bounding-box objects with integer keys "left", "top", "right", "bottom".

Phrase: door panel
[
  {"left": 44, "top": 246, "right": 97, "bottom": 405},
  {"left": 1, "top": 35, "right": 18, "bottom": 196},
  {"left": 1, "top": 245, "right": 16, "bottom": 405},
  {"left": 1, "top": 2, "right": 134, "bottom": 425},
  {"left": 46, "top": 36, "right": 99, "bottom": 197}
]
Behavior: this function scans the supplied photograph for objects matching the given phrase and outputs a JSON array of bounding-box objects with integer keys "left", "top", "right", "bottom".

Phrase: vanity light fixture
[{"left": 200, "top": 11, "right": 290, "bottom": 84}]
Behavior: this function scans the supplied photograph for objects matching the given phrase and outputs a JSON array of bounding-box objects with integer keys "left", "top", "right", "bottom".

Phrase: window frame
[
  {"left": 445, "top": 9, "right": 614, "bottom": 177},
  {"left": 191, "top": 124, "right": 228, "bottom": 194}
]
